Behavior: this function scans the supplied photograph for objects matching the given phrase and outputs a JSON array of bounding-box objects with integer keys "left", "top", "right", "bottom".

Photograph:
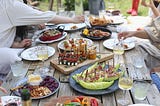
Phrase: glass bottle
[
  {"left": 75, "top": 0, "right": 83, "bottom": 15},
  {"left": 21, "top": 89, "right": 32, "bottom": 106}
]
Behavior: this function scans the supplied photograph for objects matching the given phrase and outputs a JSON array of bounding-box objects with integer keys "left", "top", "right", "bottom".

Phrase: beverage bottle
[
  {"left": 21, "top": 89, "right": 32, "bottom": 106},
  {"left": 75, "top": 0, "right": 83, "bottom": 15}
]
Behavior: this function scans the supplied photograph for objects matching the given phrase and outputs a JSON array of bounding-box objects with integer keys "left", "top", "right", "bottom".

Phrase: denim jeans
[{"left": 88, "top": 0, "right": 105, "bottom": 15}]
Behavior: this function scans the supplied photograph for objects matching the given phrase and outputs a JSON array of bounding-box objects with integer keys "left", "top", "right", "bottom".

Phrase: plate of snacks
[
  {"left": 1, "top": 96, "right": 22, "bottom": 106},
  {"left": 12, "top": 75, "right": 60, "bottom": 99},
  {"left": 20, "top": 46, "right": 55, "bottom": 61},
  {"left": 89, "top": 16, "right": 113, "bottom": 27},
  {"left": 44, "top": 96, "right": 103, "bottom": 106},
  {"left": 103, "top": 38, "right": 135, "bottom": 51},
  {"left": 56, "top": 23, "right": 86, "bottom": 32},
  {"left": 37, "top": 26, "right": 67, "bottom": 43},
  {"left": 69, "top": 62, "right": 123, "bottom": 95},
  {"left": 57, "top": 38, "right": 93, "bottom": 51},
  {"left": 81, "top": 26, "right": 111, "bottom": 40}
]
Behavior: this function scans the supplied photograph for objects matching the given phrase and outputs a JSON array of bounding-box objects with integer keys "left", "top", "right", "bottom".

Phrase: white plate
[
  {"left": 36, "top": 32, "right": 67, "bottom": 44},
  {"left": 128, "top": 104, "right": 154, "bottom": 106},
  {"left": 58, "top": 38, "right": 93, "bottom": 51},
  {"left": 1, "top": 96, "right": 22, "bottom": 106},
  {"left": 20, "top": 46, "right": 55, "bottom": 61},
  {"left": 103, "top": 38, "right": 135, "bottom": 50},
  {"left": 56, "top": 23, "right": 86, "bottom": 31},
  {"left": 110, "top": 16, "right": 126, "bottom": 25}
]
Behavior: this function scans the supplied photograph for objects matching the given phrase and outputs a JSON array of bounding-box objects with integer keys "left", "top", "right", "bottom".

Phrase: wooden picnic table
[{"left": 0, "top": 14, "right": 160, "bottom": 106}]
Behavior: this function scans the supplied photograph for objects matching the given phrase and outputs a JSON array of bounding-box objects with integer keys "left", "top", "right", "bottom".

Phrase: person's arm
[
  {"left": 9, "top": 1, "right": 84, "bottom": 26},
  {"left": 150, "top": 0, "right": 160, "bottom": 17},
  {"left": 118, "top": 30, "right": 150, "bottom": 39},
  {"left": 48, "top": 15, "right": 84, "bottom": 24},
  {"left": 141, "top": 0, "right": 160, "bottom": 17},
  {"left": 0, "top": 87, "right": 7, "bottom": 93}
]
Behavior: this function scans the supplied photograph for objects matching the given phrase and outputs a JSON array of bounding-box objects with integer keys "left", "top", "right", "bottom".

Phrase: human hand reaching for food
[
  {"left": 72, "top": 15, "right": 85, "bottom": 23},
  {"left": 118, "top": 31, "right": 135, "bottom": 40},
  {"left": 11, "top": 39, "right": 32, "bottom": 48}
]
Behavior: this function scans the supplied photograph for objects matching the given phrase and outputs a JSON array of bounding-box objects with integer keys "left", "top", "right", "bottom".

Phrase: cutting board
[{"left": 50, "top": 53, "right": 114, "bottom": 74}]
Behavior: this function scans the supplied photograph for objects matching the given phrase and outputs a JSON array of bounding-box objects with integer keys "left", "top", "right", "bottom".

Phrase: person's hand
[
  {"left": 118, "top": 31, "right": 134, "bottom": 40},
  {"left": 11, "top": 39, "right": 32, "bottom": 48},
  {"left": 141, "top": 0, "right": 155, "bottom": 8},
  {"left": 150, "top": 66, "right": 160, "bottom": 73},
  {"left": 19, "top": 39, "right": 32, "bottom": 48},
  {"left": 72, "top": 15, "right": 85, "bottom": 23},
  {"left": 37, "top": 24, "right": 46, "bottom": 30},
  {"left": 0, "top": 87, "right": 7, "bottom": 94}
]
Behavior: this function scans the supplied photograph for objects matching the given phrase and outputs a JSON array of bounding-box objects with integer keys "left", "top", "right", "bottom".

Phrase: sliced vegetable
[{"left": 79, "top": 80, "right": 114, "bottom": 90}]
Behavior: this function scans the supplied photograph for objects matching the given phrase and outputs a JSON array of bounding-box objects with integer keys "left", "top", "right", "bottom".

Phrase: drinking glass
[
  {"left": 113, "top": 39, "right": 124, "bottom": 64},
  {"left": 10, "top": 61, "right": 28, "bottom": 77},
  {"left": 132, "top": 54, "right": 144, "bottom": 68},
  {"left": 133, "top": 80, "right": 150, "bottom": 100},
  {"left": 36, "top": 46, "right": 49, "bottom": 75},
  {"left": 99, "top": 10, "right": 106, "bottom": 18},
  {"left": 118, "top": 64, "right": 133, "bottom": 105}
]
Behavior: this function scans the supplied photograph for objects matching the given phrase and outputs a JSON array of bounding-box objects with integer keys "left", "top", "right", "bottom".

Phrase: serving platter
[
  {"left": 50, "top": 53, "right": 114, "bottom": 74},
  {"left": 103, "top": 38, "right": 135, "bottom": 51},
  {"left": 13, "top": 76, "right": 60, "bottom": 100},
  {"left": 81, "top": 27, "right": 111, "bottom": 40},
  {"left": 69, "top": 64, "right": 119, "bottom": 95},
  {"left": 20, "top": 46, "right": 55, "bottom": 61},
  {"left": 57, "top": 38, "right": 93, "bottom": 51}
]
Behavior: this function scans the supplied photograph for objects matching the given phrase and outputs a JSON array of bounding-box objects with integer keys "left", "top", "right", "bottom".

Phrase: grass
[{"left": 37, "top": 0, "right": 149, "bottom": 16}]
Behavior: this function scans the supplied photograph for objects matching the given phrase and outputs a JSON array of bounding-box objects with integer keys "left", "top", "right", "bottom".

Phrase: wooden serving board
[
  {"left": 50, "top": 53, "right": 114, "bottom": 74},
  {"left": 44, "top": 96, "right": 103, "bottom": 106}
]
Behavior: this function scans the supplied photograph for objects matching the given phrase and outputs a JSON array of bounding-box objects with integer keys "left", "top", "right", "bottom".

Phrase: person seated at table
[
  {"left": 0, "top": 0, "right": 84, "bottom": 84},
  {"left": 118, "top": 0, "right": 160, "bottom": 71},
  {"left": 141, "top": 0, "right": 160, "bottom": 18}
]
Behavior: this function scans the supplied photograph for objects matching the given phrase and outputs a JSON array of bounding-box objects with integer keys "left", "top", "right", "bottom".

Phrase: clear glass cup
[
  {"left": 133, "top": 80, "right": 150, "bottom": 100},
  {"left": 132, "top": 54, "right": 144, "bottom": 68},
  {"left": 10, "top": 61, "right": 28, "bottom": 77},
  {"left": 118, "top": 64, "right": 133, "bottom": 105},
  {"left": 36, "top": 46, "right": 49, "bottom": 75},
  {"left": 99, "top": 10, "right": 106, "bottom": 18}
]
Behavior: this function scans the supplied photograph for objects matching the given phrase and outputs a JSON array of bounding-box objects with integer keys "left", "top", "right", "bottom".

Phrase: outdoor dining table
[{"left": 0, "top": 12, "right": 160, "bottom": 106}]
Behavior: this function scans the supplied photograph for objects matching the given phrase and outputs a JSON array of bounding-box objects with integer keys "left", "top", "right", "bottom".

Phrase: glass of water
[
  {"left": 10, "top": 61, "right": 28, "bottom": 77},
  {"left": 133, "top": 80, "right": 151, "bottom": 100},
  {"left": 132, "top": 54, "right": 144, "bottom": 68}
]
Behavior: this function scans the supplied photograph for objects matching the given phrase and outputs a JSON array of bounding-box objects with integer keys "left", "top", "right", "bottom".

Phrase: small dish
[{"left": 1, "top": 96, "right": 22, "bottom": 106}]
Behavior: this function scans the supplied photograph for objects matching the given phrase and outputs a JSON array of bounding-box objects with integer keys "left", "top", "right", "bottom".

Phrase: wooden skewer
[{"left": 10, "top": 85, "right": 23, "bottom": 91}]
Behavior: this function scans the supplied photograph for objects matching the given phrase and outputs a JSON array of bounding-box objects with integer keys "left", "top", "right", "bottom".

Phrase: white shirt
[{"left": 0, "top": 0, "right": 56, "bottom": 47}]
